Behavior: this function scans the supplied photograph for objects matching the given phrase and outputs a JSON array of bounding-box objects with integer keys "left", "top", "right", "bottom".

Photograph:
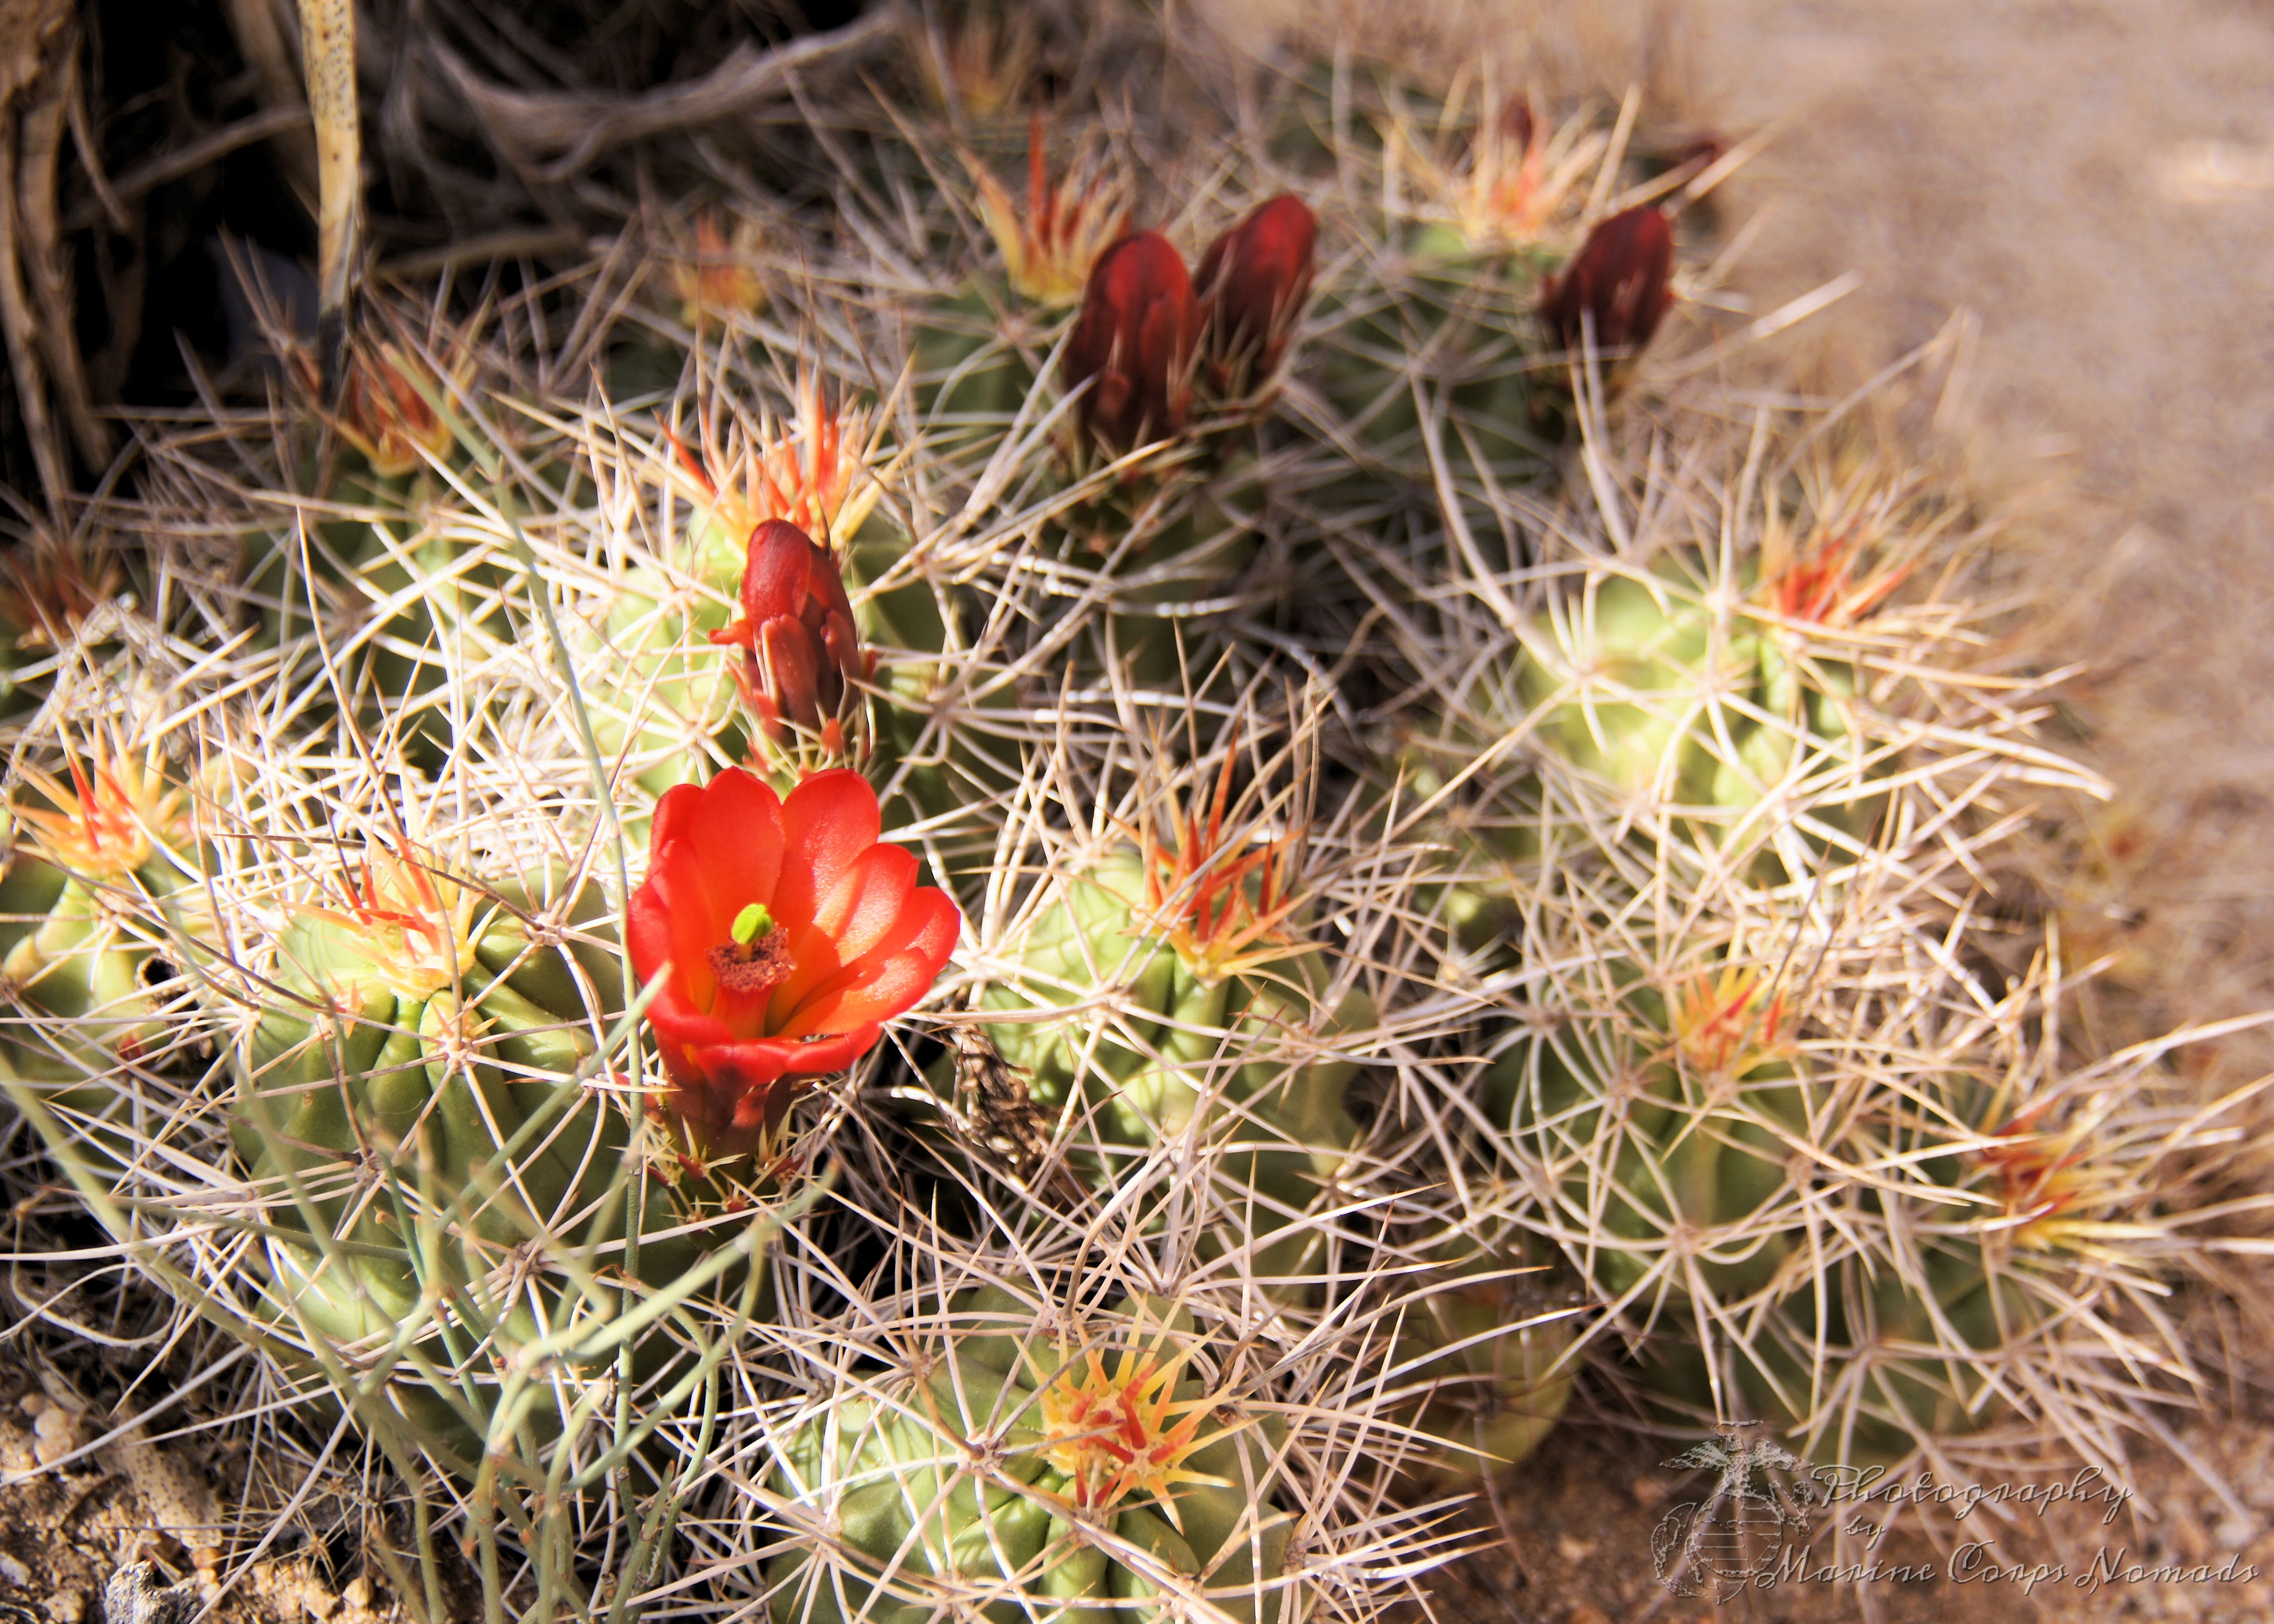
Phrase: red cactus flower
[
  {"left": 1540, "top": 205, "right": 1675, "bottom": 362},
  {"left": 711, "top": 519, "right": 874, "bottom": 768},
  {"left": 1195, "top": 194, "right": 1316, "bottom": 400},
  {"left": 1064, "top": 231, "right": 1198, "bottom": 457},
  {"left": 628, "top": 766, "right": 959, "bottom": 1165}
]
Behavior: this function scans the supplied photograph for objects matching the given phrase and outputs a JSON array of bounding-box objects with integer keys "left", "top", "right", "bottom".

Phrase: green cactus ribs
[
  {"left": 1295, "top": 76, "right": 1680, "bottom": 498},
  {"left": 1, "top": 734, "right": 205, "bottom": 1159},
  {"left": 1487, "top": 945, "right": 1816, "bottom": 1314},
  {"left": 226, "top": 848, "right": 719, "bottom": 1475},
  {"left": 1632, "top": 1238, "right": 2048, "bottom": 1470},
  {"left": 766, "top": 1289, "right": 1294, "bottom": 1624},
  {"left": 1515, "top": 555, "right": 1890, "bottom": 864},
  {"left": 241, "top": 323, "right": 521, "bottom": 772},
  {"left": 966, "top": 738, "right": 1374, "bottom": 1297},
  {"left": 1376, "top": 1227, "right": 1583, "bottom": 1486}
]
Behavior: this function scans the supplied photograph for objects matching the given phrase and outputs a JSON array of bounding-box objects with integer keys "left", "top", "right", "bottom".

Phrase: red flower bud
[
  {"left": 1064, "top": 231, "right": 1198, "bottom": 456},
  {"left": 1496, "top": 95, "right": 1537, "bottom": 155},
  {"left": 1196, "top": 194, "right": 1316, "bottom": 400},
  {"left": 1540, "top": 205, "right": 1676, "bottom": 362},
  {"left": 711, "top": 519, "right": 873, "bottom": 766},
  {"left": 627, "top": 766, "right": 960, "bottom": 1165}
]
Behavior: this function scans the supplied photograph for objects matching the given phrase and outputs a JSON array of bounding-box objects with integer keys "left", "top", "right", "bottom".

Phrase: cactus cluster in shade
[{"left": 0, "top": 8, "right": 2249, "bottom": 1622}]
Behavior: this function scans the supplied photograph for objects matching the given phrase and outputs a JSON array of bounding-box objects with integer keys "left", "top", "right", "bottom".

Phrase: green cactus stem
[
  {"left": 231, "top": 853, "right": 703, "bottom": 1471},
  {"left": 1386, "top": 1244, "right": 1579, "bottom": 1484},
  {"left": 767, "top": 1292, "right": 1292, "bottom": 1624},
  {"left": 977, "top": 801, "right": 1372, "bottom": 1294},
  {"left": 1486, "top": 954, "right": 1813, "bottom": 1311}
]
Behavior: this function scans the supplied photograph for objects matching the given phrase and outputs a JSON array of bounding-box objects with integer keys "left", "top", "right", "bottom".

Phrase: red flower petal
[
  {"left": 768, "top": 842, "right": 919, "bottom": 1026},
  {"left": 769, "top": 768, "right": 881, "bottom": 938},
  {"left": 630, "top": 765, "right": 959, "bottom": 1164},
  {"left": 626, "top": 879, "right": 675, "bottom": 989},
  {"left": 779, "top": 886, "right": 959, "bottom": 1038},
  {"left": 657, "top": 1033, "right": 799, "bottom": 1159},
  {"left": 647, "top": 976, "right": 741, "bottom": 1052},
  {"left": 655, "top": 838, "right": 722, "bottom": 1013},
  {"left": 685, "top": 765, "right": 786, "bottom": 922}
]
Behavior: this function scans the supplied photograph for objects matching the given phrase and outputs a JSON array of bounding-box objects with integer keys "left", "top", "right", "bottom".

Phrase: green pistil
[{"left": 731, "top": 903, "right": 775, "bottom": 945}]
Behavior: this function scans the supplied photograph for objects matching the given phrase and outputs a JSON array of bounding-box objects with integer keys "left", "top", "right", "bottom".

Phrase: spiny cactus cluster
[{"left": 0, "top": 5, "right": 2249, "bottom": 1619}]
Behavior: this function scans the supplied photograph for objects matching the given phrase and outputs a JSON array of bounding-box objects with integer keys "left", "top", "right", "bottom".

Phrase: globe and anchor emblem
[{"left": 1651, "top": 1423, "right": 1824, "bottom": 1601}]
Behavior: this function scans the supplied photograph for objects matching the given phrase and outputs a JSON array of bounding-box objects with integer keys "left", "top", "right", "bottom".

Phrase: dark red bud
[
  {"left": 1064, "top": 231, "right": 1198, "bottom": 456},
  {"left": 713, "top": 518, "right": 867, "bottom": 748},
  {"left": 1196, "top": 194, "right": 1316, "bottom": 401},
  {"left": 1496, "top": 95, "right": 1536, "bottom": 154},
  {"left": 1541, "top": 205, "right": 1676, "bottom": 362}
]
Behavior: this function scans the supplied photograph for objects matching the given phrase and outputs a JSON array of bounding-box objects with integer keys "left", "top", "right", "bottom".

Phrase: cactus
[
  {"left": 1375, "top": 389, "right": 2224, "bottom": 1482},
  {"left": 974, "top": 749, "right": 1372, "bottom": 1292},
  {"left": 0, "top": 539, "right": 130, "bottom": 732},
  {"left": 1634, "top": 1241, "right": 2042, "bottom": 1469},
  {"left": 239, "top": 321, "right": 518, "bottom": 768},
  {"left": 226, "top": 847, "right": 712, "bottom": 1465},
  {"left": 766, "top": 1293, "right": 1293, "bottom": 1624},
  {"left": 1, "top": 739, "right": 198, "bottom": 1111},
  {"left": 1385, "top": 1242, "right": 1580, "bottom": 1484},
  {"left": 1486, "top": 949, "right": 1812, "bottom": 1312},
  {"left": 4, "top": 12, "right": 2253, "bottom": 1620},
  {"left": 1514, "top": 557, "right": 1883, "bottom": 856},
  {"left": 1302, "top": 84, "right": 1627, "bottom": 489}
]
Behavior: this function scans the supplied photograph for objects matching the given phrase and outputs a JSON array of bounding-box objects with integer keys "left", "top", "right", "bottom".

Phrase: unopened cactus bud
[
  {"left": 1066, "top": 232, "right": 1198, "bottom": 457},
  {"left": 1540, "top": 204, "right": 1675, "bottom": 365},
  {"left": 1196, "top": 196, "right": 1316, "bottom": 402},
  {"left": 709, "top": 519, "right": 876, "bottom": 777}
]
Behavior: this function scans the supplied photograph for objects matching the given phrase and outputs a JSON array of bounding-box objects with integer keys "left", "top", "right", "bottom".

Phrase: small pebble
[
  {"left": 2214, "top": 1515, "right": 2259, "bottom": 1549},
  {"left": 31, "top": 1404, "right": 82, "bottom": 1466},
  {"left": 1556, "top": 1533, "right": 1595, "bottom": 1563},
  {"left": 47, "top": 1589, "right": 90, "bottom": 1624},
  {"left": 0, "top": 1550, "right": 30, "bottom": 1586},
  {"left": 1631, "top": 1472, "right": 1667, "bottom": 1508}
]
